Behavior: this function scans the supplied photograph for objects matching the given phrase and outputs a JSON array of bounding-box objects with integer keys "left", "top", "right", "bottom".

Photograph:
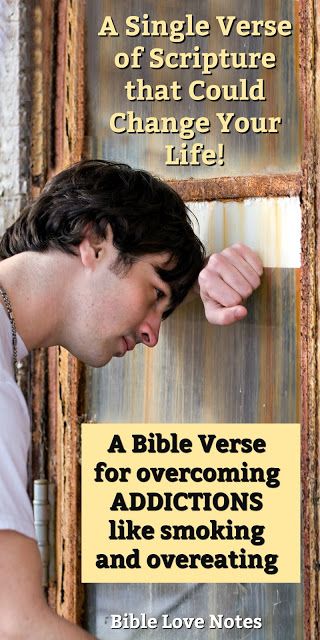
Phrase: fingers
[
  {"left": 198, "top": 243, "right": 263, "bottom": 326},
  {"left": 222, "top": 243, "right": 263, "bottom": 277},
  {"left": 199, "top": 271, "right": 244, "bottom": 307},
  {"left": 220, "top": 244, "right": 263, "bottom": 291},
  {"left": 200, "top": 256, "right": 253, "bottom": 303}
]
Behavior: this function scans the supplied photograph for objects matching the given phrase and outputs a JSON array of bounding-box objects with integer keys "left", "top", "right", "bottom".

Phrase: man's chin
[{"left": 73, "top": 352, "right": 113, "bottom": 368}]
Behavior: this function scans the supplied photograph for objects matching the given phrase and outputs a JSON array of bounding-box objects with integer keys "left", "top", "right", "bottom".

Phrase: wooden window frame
[{"left": 29, "top": 0, "right": 319, "bottom": 635}]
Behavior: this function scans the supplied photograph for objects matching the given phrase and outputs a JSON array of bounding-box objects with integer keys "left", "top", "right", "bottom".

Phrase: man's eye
[{"left": 155, "top": 288, "right": 165, "bottom": 301}]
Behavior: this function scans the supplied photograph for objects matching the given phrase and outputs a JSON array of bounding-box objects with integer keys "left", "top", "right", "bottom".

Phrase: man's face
[{"left": 66, "top": 229, "right": 173, "bottom": 367}]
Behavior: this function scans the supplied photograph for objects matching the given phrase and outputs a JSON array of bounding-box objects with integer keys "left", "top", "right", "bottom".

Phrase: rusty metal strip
[
  {"left": 30, "top": 0, "right": 54, "bottom": 478},
  {"left": 168, "top": 172, "right": 302, "bottom": 201},
  {"left": 300, "top": 1, "right": 319, "bottom": 638},
  {"left": 29, "top": 0, "right": 56, "bottom": 603},
  {"left": 50, "top": 0, "right": 86, "bottom": 624},
  {"left": 47, "top": 345, "right": 58, "bottom": 611},
  {"left": 30, "top": 348, "right": 48, "bottom": 481}
]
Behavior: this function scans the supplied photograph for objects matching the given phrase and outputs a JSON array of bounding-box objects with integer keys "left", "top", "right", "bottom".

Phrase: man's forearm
[
  {"left": 4, "top": 607, "right": 96, "bottom": 640},
  {"left": 0, "top": 532, "right": 97, "bottom": 640}
]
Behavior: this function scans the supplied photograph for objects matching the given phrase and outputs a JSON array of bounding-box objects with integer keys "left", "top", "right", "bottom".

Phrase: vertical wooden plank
[
  {"left": 27, "top": 0, "right": 85, "bottom": 619},
  {"left": 55, "top": 0, "right": 85, "bottom": 170},
  {"left": 29, "top": 0, "right": 56, "bottom": 607},
  {"left": 299, "top": 1, "right": 320, "bottom": 638},
  {"left": 50, "top": 0, "right": 86, "bottom": 624},
  {"left": 31, "top": 0, "right": 55, "bottom": 191}
]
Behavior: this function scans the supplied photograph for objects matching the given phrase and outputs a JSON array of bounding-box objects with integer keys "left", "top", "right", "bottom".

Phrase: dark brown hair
[{"left": 0, "top": 159, "right": 205, "bottom": 315}]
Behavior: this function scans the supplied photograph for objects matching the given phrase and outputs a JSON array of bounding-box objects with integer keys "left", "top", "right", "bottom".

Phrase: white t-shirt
[{"left": 0, "top": 304, "right": 35, "bottom": 539}]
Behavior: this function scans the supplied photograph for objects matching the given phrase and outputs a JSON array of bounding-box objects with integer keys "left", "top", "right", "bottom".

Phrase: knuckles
[
  {"left": 207, "top": 252, "right": 223, "bottom": 268},
  {"left": 197, "top": 244, "right": 262, "bottom": 324},
  {"left": 198, "top": 268, "right": 208, "bottom": 287},
  {"left": 198, "top": 253, "right": 223, "bottom": 282},
  {"left": 231, "top": 242, "right": 246, "bottom": 251},
  {"left": 228, "top": 291, "right": 242, "bottom": 306},
  {"left": 243, "top": 284, "right": 253, "bottom": 298}
]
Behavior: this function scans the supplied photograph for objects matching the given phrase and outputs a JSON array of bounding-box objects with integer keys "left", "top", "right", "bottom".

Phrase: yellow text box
[{"left": 81, "top": 423, "right": 300, "bottom": 583}]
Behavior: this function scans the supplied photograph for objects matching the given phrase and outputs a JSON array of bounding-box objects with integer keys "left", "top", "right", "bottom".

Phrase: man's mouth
[
  {"left": 123, "top": 336, "right": 136, "bottom": 352},
  {"left": 114, "top": 336, "right": 136, "bottom": 358}
]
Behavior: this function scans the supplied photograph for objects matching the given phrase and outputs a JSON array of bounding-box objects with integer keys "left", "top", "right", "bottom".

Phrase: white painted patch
[{"left": 188, "top": 197, "right": 301, "bottom": 268}]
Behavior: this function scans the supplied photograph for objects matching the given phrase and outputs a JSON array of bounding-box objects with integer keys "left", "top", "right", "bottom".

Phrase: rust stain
[
  {"left": 47, "top": 346, "right": 58, "bottom": 609},
  {"left": 54, "top": 0, "right": 67, "bottom": 170},
  {"left": 295, "top": 268, "right": 301, "bottom": 424},
  {"left": 53, "top": 0, "right": 86, "bottom": 624},
  {"left": 31, "top": 1, "right": 55, "bottom": 191},
  {"left": 169, "top": 173, "right": 302, "bottom": 202},
  {"left": 55, "top": 349, "right": 83, "bottom": 621},
  {"left": 55, "top": 0, "right": 85, "bottom": 171},
  {"left": 30, "top": 349, "right": 48, "bottom": 480},
  {"left": 299, "top": 0, "right": 319, "bottom": 638},
  {"left": 30, "top": 0, "right": 57, "bottom": 609},
  {"left": 30, "top": 0, "right": 86, "bottom": 621}
]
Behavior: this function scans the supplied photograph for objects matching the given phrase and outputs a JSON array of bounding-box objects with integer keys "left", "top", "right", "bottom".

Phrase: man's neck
[{"left": 0, "top": 251, "right": 69, "bottom": 350}]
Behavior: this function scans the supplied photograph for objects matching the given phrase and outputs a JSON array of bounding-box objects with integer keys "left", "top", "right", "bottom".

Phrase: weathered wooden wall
[{"left": 46, "top": 0, "right": 86, "bottom": 621}]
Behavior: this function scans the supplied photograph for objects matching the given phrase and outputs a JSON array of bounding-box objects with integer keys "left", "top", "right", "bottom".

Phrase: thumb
[{"left": 204, "top": 304, "right": 248, "bottom": 326}]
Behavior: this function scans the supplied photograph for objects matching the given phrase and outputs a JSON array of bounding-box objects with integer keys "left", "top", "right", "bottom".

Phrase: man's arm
[
  {"left": 190, "top": 243, "right": 263, "bottom": 325},
  {"left": 0, "top": 531, "right": 96, "bottom": 640}
]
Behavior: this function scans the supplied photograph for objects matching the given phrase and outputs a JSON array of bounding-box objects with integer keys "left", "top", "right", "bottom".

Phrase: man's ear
[
  {"left": 78, "top": 224, "right": 114, "bottom": 269},
  {"left": 78, "top": 226, "right": 106, "bottom": 269},
  {"left": 78, "top": 238, "right": 99, "bottom": 269}
]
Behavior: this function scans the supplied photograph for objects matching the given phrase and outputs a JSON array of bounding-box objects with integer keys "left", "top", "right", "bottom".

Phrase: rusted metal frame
[
  {"left": 30, "top": 0, "right": 54, "bottom": 475},
  {"left": 48, "top": 0, "right": 86, "bottom": 624},
  {"left": 29, "top": 0, "right": 56, "bottom": 605},
  {"left": 300, "top": 1, "right": 320, "bottom": 638},
  {"left": 30, "top": 0, "right": 87, "bottom": 618},
  {"left": 42, "top": 0, "right": 310, "bottom": 633},
  {"left": 169, "top": 172, "right": 302, "bottom": 201}
]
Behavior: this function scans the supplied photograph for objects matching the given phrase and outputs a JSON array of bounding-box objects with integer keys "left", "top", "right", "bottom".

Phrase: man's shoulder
[{"left": 0, "top": 375, "right": 29, "bottom": 428}]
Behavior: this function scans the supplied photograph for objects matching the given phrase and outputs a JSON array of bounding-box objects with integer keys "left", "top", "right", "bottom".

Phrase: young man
[{"left": 0, "top": 159, "right": 262, "bottom": 639}]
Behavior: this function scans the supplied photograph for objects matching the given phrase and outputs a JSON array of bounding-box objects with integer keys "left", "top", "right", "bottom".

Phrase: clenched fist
[{"left": 197, "top": 243, "right": 263, "bottom": 325}]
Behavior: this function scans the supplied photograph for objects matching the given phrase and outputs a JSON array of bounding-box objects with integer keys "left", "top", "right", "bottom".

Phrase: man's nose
[{"left": 138, "top": 311, "right": 161, "bottom": 348}]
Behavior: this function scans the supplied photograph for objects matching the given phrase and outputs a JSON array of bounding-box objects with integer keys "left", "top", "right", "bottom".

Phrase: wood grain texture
[
  {"left": 299, "top": 1, "right": 320, "bottom": 638},
  {"left": 50, "top": 0, "right": 86, "bottom": 624}
]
